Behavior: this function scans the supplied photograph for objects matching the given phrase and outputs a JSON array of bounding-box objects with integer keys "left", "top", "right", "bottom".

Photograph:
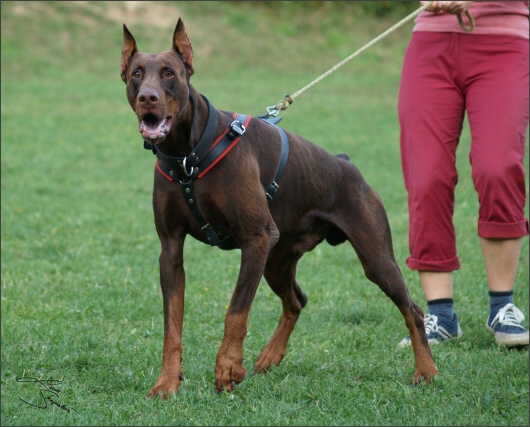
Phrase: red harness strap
[
  {"left": 155, "top": 160, "right": 173, "bottom": 181},
  {"left": 197, "top": 113, "right": 251, "bottom": 179},
  {"left": 156, "top": 112, "right": 251, "bottom": 182}
]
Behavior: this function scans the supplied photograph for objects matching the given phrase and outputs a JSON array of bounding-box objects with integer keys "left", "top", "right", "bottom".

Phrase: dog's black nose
[{"left": 138, "top": 87, "right": 160, "bottom": 107}]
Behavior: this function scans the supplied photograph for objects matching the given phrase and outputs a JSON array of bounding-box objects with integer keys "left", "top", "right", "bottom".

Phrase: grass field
[{"left": 1, "top": 2, "right": 528, "bottom": 426}]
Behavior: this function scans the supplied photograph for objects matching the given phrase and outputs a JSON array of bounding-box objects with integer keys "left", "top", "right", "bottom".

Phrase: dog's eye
[
  {"left": 132, "top": 70, "right": 141, "bottom": 79},
  {"left": 164, "top": 69, "right": 175, "bottom": 78}
]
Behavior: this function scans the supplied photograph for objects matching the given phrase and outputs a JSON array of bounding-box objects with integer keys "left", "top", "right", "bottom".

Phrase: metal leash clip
[
  {"left": 266, "top": 105, "right": 281, "bottom": 117},
  {"left": 266, "top": 95, "right": 293, "bottom": 118}
]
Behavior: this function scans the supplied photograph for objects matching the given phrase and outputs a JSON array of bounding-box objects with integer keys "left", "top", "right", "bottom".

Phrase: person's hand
[{"left": 420, "top": 1, "right": 473, "bottom": 14}]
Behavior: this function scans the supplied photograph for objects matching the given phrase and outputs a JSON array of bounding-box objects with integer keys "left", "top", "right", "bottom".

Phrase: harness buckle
[{"left": 229, "top": 120, "right": 246, "bottom": 138}]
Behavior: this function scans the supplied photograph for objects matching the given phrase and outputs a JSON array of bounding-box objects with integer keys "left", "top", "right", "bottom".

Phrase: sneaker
[
  {"left": 486, "top": 303, "right": 529, "bottom": 347},
  {"left": 398, "top": 313, "right": 462, "bottom": 348}
]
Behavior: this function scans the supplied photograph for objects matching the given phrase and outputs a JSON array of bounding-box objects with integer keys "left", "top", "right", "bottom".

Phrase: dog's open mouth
[{"left": 139, "top": 114, "right": 172, "bottom": 143}]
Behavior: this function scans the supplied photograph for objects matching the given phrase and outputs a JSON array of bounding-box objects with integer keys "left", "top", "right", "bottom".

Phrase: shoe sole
[
  {"left": 398, "top": 325, "right": 463, "bottom": 348},
  {"left": 488, "top": 329, "right": 529, "bottom": 347}
]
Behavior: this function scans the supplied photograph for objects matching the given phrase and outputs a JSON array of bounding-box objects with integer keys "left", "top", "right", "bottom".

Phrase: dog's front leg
[
  {"left": 148, "top": 239, "right": 186, "bottom": 399},
  {"left": 214, "top": 236, "right": 273, "bottom": 393}
]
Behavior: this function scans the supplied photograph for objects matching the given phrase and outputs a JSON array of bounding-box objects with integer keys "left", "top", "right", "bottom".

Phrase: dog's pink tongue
[{"left": 139, "top": 118, "right": 170, "bottom": 141}]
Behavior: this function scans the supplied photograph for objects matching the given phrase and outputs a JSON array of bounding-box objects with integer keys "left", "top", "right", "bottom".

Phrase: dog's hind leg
[
  {"left": 342, "top": 185, "right": 438, "bottom": 384},
  {"left": 254, "top": 242, "right": 308, "bottom": 373}
]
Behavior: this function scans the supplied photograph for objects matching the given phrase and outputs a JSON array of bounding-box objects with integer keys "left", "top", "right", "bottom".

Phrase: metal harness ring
[{"left": 182, "top": 156, "right": 194, "bottom": 177}]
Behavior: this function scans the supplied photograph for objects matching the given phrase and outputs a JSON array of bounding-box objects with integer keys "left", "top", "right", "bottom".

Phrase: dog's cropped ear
[
  {"left": 121, "top": 24, "right": 138, "bottom": 82},
  {"left": 172, "top": 18, "right": 194, "bottom": 77}
]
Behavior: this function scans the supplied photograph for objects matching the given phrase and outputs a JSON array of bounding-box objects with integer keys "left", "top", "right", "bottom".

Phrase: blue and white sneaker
[
  {"left": 487, "top": 303, "right": 529, "bottom": 347},
  {"left": 398, "top": 313, "right": 462, "bottom": 348}
]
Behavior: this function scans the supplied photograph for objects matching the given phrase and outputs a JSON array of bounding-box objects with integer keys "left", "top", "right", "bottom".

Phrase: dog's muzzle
[{"left": 139, "top": 114, "right": 173, "bottom": 143}]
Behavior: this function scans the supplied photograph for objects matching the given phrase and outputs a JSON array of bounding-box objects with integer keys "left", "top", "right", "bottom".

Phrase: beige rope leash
[
  {"left": 267, "top": 1, "right": 475, "bottom": 116},
  {"left": 457, "top": 10, "right": 475, "bottom": 32}
]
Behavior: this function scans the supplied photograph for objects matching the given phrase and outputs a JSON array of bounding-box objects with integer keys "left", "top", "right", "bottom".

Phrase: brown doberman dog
[{"left": 120, "top": 18, "right": 437, "bottom": 399}]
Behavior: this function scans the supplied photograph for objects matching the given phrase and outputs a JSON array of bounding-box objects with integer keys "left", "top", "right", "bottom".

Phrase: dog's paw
[
  {"left": 214, "top": 364, "right": 246, "bottom": 393},
  {"left": 411, "top": 369, "right": 437, "bottom": 386},
  {"left": 147, "top": 372, "right": 185, "bottom": 399},
  {"left": 254, "top": 345, "right": 285, "bottom": 374},
  {"left": 147, "top": 386, "right": 177, "bottom": 400}
]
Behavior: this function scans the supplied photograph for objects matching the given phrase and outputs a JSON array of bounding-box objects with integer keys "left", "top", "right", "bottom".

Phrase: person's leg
[
  {"left": 480, "top": 238, "right": 522, "bottom": 293},
  {"left": 399, "top": 32, "right": 463, "bottom": 273},
  {"left": 398, "top": 32, "right": 464, "bottom": 347},
  {"left": 420, "top": 271, "right": 462, "bottom": 340},
  {"left": 420, "top": 272, "right": 457, "bottom": 327},
  {"left": 480, "top": 237, "right": 528, "bottom": 346},
  {"left": 419, "top": 271, "right": 453, "bottom": 300},
  {"left": 464, "top": 34, "right": 529, "bottom": 346},
  {"left": 398, "top": 271, "right": 462, "bottom": 347}
]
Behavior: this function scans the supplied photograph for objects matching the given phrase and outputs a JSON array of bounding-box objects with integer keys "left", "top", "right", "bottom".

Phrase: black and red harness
[{"left": 144, "top": 95, "right": 289, "bottom": 247}]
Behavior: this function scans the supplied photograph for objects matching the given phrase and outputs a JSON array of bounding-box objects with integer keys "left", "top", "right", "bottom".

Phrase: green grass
[{"left": 1, "top": 2, "right": 528, "bottom": 426}]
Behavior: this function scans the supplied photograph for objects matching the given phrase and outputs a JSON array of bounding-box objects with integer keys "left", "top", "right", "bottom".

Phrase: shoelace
[
  {"left": 490, "top": 303, "right": 526, "bottom": 330},
  {"left": 424, "top": 314, "right": 439, "bottom": 335}
]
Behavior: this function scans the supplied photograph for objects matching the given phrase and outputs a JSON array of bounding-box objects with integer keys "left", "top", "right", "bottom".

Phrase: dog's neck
[{"left": 156, "top": 85, "right": 213, "bottom": 157}]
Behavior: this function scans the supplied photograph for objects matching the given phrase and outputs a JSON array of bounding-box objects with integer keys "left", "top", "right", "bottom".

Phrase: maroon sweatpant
[{"left": 398, "top": 32, "right": 529, "bottom": 272}]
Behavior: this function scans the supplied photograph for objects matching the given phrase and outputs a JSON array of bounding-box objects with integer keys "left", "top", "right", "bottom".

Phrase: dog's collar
[
  {"left": 154, "top": 113, "right": 250, "bottom": 183},
  {"left": 145, "top": 95, "right": 252, "bottom": 182}
]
